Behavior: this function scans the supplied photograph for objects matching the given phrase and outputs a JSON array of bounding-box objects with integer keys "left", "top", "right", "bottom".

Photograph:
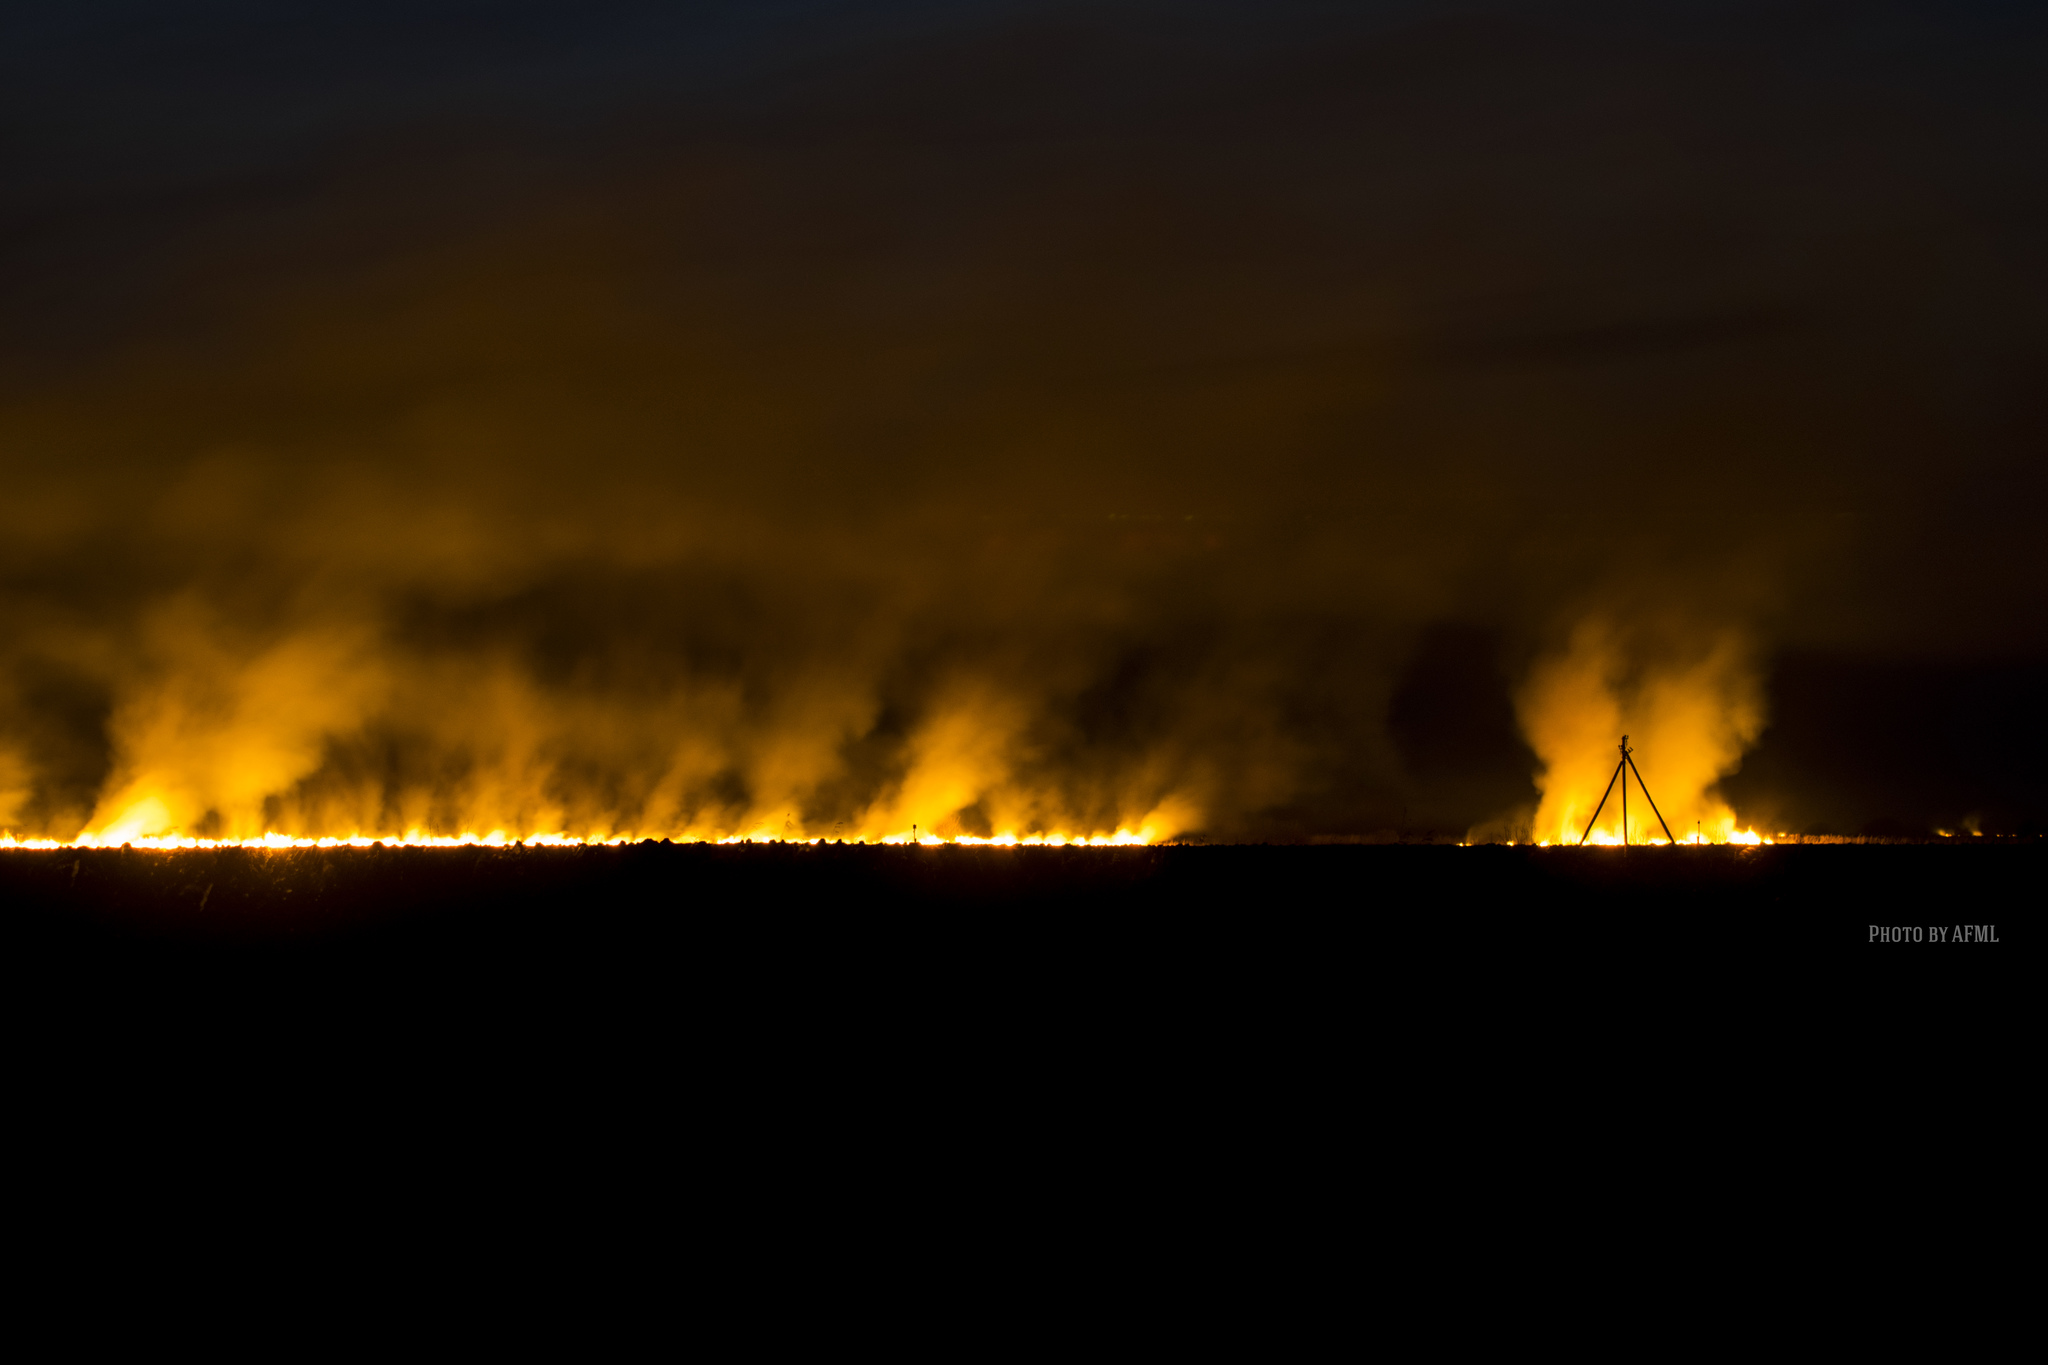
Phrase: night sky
[{"left": 3, "top": 1, "right": 2044, "bottom": 843}]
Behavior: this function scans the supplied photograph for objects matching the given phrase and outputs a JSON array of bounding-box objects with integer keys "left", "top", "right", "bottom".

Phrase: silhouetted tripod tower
[{"left": 1578, "top": 735, "right": 1677, "bottom": 846}]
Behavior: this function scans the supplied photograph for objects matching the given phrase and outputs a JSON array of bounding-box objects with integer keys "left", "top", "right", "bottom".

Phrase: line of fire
[{"left": 0, "top": 736, "right": 1791, "bottom": 852}]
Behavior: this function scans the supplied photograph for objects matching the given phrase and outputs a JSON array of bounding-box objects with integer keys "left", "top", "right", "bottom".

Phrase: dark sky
[{"left": 2, "top": 0, "right": 2044, "bottom": 841}]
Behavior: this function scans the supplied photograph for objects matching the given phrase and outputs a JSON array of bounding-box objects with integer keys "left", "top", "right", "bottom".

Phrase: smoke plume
[
  {"left": 1514, "top": 618, "right": 1766, "bottom": 844},
  {"left": 2, "top": 3, "right": 2044, "bottom": 843}
]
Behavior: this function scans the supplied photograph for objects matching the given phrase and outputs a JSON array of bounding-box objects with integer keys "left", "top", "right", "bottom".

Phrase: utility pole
[{"left": 1578, "top": 735, "right": 1677, "bottom": 846}]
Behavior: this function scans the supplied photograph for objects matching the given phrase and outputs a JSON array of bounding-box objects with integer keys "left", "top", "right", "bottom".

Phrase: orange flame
[
  {"left": 1515, "top": 618, "right": 1767, "bottom": 847},
  {"left": 0, "top": 638, "right": 1203, "bottom": 849},
  {"left": 0, "top": 826, "right": 1168, "bottom": 851}
]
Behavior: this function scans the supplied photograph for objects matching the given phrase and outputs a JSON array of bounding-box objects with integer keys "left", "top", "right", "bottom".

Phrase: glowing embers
[
  {"left": 0, "top": 831, "right": 640, "bottom": 851},
  {"left": 1533, "top": 826, "right": 1770, "bottom": 848},
  {"left": 952, "top": 831, "right": 1151, "bottom": 846},
  {"left": 0, "top": 827, "right": 1163, "bottom": 850},
  {"left": 717, "top": 828, "right": 1156, "bottom": 847}
]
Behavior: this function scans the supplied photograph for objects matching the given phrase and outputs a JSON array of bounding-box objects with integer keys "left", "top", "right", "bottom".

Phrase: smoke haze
[
  {"left": 1512, "top": 617, "right": 1765, "bottom": 844},
  {"left": 3, "top": 1, "right": 2045, "bottom": 840}
]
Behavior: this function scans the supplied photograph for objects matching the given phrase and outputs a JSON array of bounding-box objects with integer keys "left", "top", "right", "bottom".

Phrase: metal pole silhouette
[
  {"left": 1625, "top": 748, "right": 1676, "bottom": 844},
  {"left": 1578, "top": 735, "right": 1678, "bottom": 846}
]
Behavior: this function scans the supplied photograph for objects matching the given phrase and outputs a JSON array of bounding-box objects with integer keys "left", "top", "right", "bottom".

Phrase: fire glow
[
  {"left": 1513, "top": 618, "right": 1766, "bottom": 848},
  {"left": 0, "top": 827, "right": 1165, "bottom": 852},
  {"left": 1537, "top": 826, "right": 1769, "bottom": 848},
  {"left": 0, "top": 613, "right": 1781, "bottom": 853},
  {"left": 0, "top": 823, "right": 1784, "bottom": 851}
]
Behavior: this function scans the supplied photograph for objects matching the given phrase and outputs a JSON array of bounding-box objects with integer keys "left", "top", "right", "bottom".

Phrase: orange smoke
[
  {"left": 1515, "top": 618, "right": 1766, "bottom": 845},
  {"left": 21, "top": 639, "right": 1200, "bottom": 849}
]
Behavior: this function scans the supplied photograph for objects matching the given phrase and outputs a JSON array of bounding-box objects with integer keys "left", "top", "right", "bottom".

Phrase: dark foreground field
[
  {"left": 2, "top": 838, "right": 2034, "bottom": 928},
  {"left": 4, "top": 844, "right": 2024, "bottom": 1190},
  {"left": 3, "top": 841, "right": 2026, "bottom": 985}
]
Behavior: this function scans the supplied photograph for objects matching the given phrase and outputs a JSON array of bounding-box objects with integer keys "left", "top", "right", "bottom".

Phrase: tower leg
[
  {"left": 1577, "top": 756, "right": 1627, "bottom": 846},
  {"left": 1625, "top": 753, "right": 1678, "bottom": 845}
]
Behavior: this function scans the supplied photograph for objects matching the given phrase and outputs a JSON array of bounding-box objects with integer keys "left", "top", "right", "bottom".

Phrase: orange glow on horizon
[
  {"left": 1533, "top": 825, "right": 1771, "bottom": 848},
  {"left": 0, "top": 825, "right": 1169, "bottom": 851}
]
